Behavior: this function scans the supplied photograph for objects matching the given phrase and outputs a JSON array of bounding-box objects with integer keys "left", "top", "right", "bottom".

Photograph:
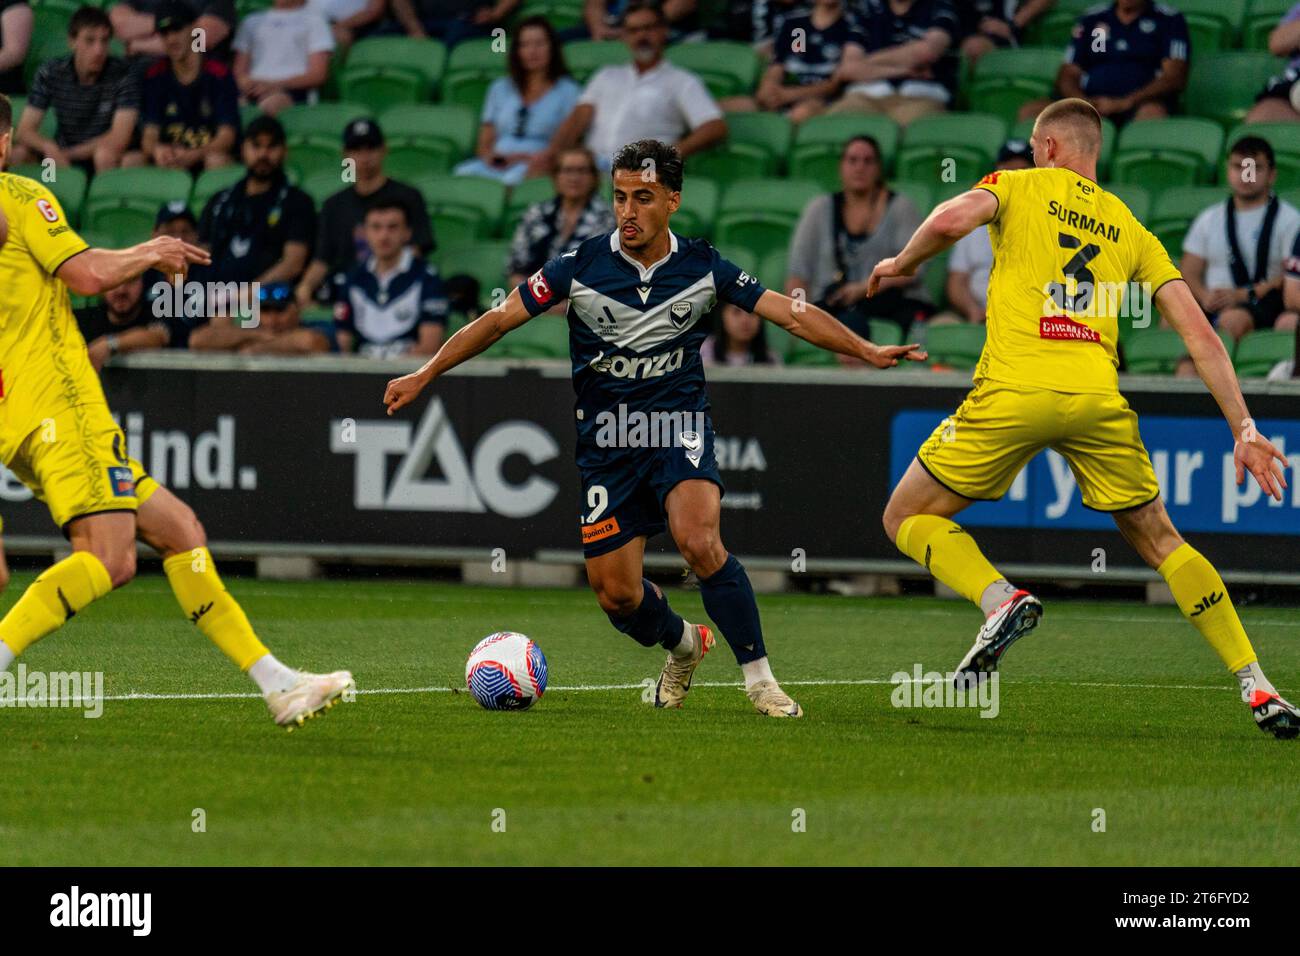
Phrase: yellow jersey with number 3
[
  {"left": 0, "top": 173, "right": 97, "bottom": 461},
  {"left": 972, "top": 166, "right": 1182, "bottom": 395}
]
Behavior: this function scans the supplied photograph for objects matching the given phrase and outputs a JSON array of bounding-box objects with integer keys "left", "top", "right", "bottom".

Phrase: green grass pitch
[{"left": 2, "top": 572, "right": 1299, "bottom": 866}]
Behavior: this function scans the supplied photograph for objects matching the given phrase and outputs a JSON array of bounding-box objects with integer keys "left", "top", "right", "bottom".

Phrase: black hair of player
[
  {"left": 611, "top": 139, "right": 683, "bottom": 193},
  {"left": 244, "top": 115, "right": 286, "bottom": 146},
  {"left": 1229, "top": 135, "right": 1275, "bottom": 169},
  {"left": 69, "top": 5, "right": 112, "bottom": 37},
  {"left": 622, "top": 0, "right": 665, "bottom": 25},
  {"left": 364, "top": 199, "right": 410, "bottom": 226}
]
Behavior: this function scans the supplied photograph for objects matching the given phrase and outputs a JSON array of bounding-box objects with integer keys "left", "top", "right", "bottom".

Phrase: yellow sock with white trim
[
  {"left": 0, "top": 551, "right": 112, "bottom": 657},
  {"left": 163, "top": 547, "right": 269, "bottom": 671},
  {"left": 1157, "top": 543, "right": 1257, "bottom": 673},
  {"left": 896, "top": 514, "right": 1005, "bottom": 607}
]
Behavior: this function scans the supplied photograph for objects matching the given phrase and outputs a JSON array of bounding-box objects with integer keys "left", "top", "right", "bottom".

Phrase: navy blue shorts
[{"left": 577, "top": 423, "right": 724, "bottom": 558}]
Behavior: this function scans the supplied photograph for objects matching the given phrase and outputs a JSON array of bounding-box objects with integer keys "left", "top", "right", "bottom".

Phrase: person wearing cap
[
  {"left": 111, "top": 0, "right": 234, "bottom": 59},
  {"left": 140, "top": 0, "right": 239, "bottom": 172},
  {"left": 232, "top": 0, "right": 334, "bottom": 115},
  {"left": 193, "top": 115, "right": 317, "bottom": 285},
  {"left": 189, "top": 280, "right": 333, "bottom": 354},
  {"left": 293, "top": 116, "right": 432, "bottom": 308},
  {"left": 931, "top": 139, "right": 1033, "bottom": 327}
]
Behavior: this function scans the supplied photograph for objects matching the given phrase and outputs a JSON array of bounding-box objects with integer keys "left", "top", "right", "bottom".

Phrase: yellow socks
[
  {"left": 1158, "top": 543, "right": 1257, "bottom": 673},
  {"left": 163, "top": 548, "right": 269, "bottom": 671},
  {"left": 0, "top": 551, "right": 112, "bottom": 657},
  {"left": 896, "top": 514, "right": 1005, "bottom": 606}
]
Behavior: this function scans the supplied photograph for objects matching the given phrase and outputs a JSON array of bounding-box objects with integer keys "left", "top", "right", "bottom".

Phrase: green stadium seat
[
  {"left": 759, "top": 248, "right": 786, "bottom": 293},
  {"left": 25, "top": 26, "right": 72, "bottom": 90},
  {"left": 1184, "top": 52, "right": 1284, "bottom": 127},
  {"left": 922, "top": 249, "right": 949, "bottom": 310},
  {"left": 1111, "top": 118, "right": 1224, "bottom": 189},
  {"left": 790, "top": 113, "right": 899, "bottom": 190},
  {"left": 493, "top": 314, "right": 570, "bottom": 359},
  {"left": 763, "top": 321, "right": 800, "bottom": 362},
  {"left": 674, "top": 177, "right": 720, "bottom": 239},
  {"left": 13, "top": 94, "right": 60, "bottom": 140},
  {"left": 564, "top": 40, "right": 629, "bottom": 83},
  {"left": 714, "top": 177, "right": 822, "bottom": 260},
  {"left": 689, "top": 111, "right": 793, "bottom": 183},
  {"left": 1022, "top": 7, "right": 1080, "bottom": 48},
  {"left": 190, "top": 164, "right": 247, "bottom": 215},
  {"left": 339, "top": 65, "right": 431, "bottom": 112},
  {"left": 1104, "top": 183, "right": 1152, "bottom": 222},
  {"left": 786, "top": 334, "right": 839, "bottom": 367},
  {"left": 442, "top": 38, "right": 506, "bottom": 110},
  {"left": 896, "top": 112, "right": 1006, "bottom": 187},
  {"left": 1224, "top": 121, "right": 1300, "bottom": 189},
  {"left": 1013, "top": 115, "right": 1117, "bottom": 178},
  {"left": 1124, "top": 328, "right": 1188, "bottom": 374},
  {"left": 9, "top": 163, "right": 87, "bottom": 226},
  {"left": 414, "top": 175, "right": 508, "bottom": 238},
  {"left": 431, "top": 210, "right": 485, "bottom": 246},
  {"left": 504, "top": 175, "right": 555, "bottom": 221},
  {"left": 869, "top": 318, "right": 904, "bottom": 347},
  {"left": 83, "top": 167, "right": 191, "bottom": 240},
  {"left": 235, "top": 0, "right": 272, "bottom": 15},
  {"left": 665, "top": 41, "right": 762, "bottom": 98},
  {"left": 434, "top": 241, "right": 513, "bottom": 307},
  {"left": 279, "top": 102, "right": 372, "bottom": 143},
  {"left": 1234, "top": 328, "right": 1295, "bottom": 375},
  {"left": 1149, "top": 185, "right": 1224, "bottom": 258},
  {"left": 513, "top": 0, "right": 584, "bottom": 30},
  {"left": 926, "top": 322, "right": 987, "bottom": 370},
  {"left": 344, "top": 36, "right": 446, "bottom": 94},
  {"left": 964, "top": 47, "right": 1062, "bottom": 124},
  {"left": 286, "top": 137, "right": 344, "bottom": 183},
  {"left": 300, "top": 169, "right": 347, "bottom": 207},
  {"left": 380, "top": 104, "right": 477, "bottom": 171},
  {"left": 1176, "top": 0, "right": 1248, "bottom": 55},
  {"left": 1243, "top": 0, "right": 1295, "bottom": 50},
  {"left": 891, "top": 179, "right": 934, "bottom": 217}
]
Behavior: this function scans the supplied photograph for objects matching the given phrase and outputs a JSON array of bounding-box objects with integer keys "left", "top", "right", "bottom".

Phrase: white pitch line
[{"left": 26, "top": 676, "right": 1236, "bottom": 707}]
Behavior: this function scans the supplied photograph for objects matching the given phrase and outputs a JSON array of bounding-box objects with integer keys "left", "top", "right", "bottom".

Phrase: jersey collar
[{"left": 609, "top": 229, "right": 678, "bottom": 282}]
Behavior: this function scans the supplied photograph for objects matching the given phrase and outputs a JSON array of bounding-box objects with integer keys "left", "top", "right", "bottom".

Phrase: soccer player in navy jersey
[{"left": 384, "top": 139, "right": 925, "bottom": 717}]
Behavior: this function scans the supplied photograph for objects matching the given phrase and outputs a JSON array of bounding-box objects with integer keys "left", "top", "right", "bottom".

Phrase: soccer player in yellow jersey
[
  {"left": 868, "top": 98, "right": 1298, "bottom": 738},
  {"left": 0, "top": 94, "right": 352, "bottom": 729}
]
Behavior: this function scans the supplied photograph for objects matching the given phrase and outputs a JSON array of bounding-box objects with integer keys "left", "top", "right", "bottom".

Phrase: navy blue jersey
[
  {"left": 856, "top": 0, "right": 962, "bottom": 95},
  {"left": 1065, "top": 2, "right": 1189, "bottom": 99},
  {"left": 141, "top": 56, "right": 240, "bottom": 149},
  {"left": 332, "top": 249, "right": 448, "bottom": 358},
  {"left": 774, "top": 10, "right": 867, "bottom": 86},
  {"left": 517, "top": 231, "right": 766, "bottom": 469}
]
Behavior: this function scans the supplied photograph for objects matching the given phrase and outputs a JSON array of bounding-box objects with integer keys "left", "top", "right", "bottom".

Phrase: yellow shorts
[
  {"left": 917, "top": 380, "right": 1161, "bottom": 512},
  {"left": 5, "top": 403, "right": 159, "bottom": 531}
]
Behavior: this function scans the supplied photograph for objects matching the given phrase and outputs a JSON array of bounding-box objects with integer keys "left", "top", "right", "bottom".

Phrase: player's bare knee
[
  {"left": 592, "top": 579, "right": 640, "bottom": 617},
  {"left": 676, "top": 527, "right": 718, "bottom": 573}
]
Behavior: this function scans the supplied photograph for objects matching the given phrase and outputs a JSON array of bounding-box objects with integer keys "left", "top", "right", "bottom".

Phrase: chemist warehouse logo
[{"left": 331, "top": 398, "right": 560, "bottom": 517}]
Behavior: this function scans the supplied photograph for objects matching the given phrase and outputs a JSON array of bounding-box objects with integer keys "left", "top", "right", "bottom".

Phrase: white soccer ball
[{"left": 465, "top": 632, "right": 548, "bottom": 710}]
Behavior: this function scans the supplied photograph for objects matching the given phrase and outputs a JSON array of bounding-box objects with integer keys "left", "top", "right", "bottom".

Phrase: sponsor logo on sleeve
[{"left": 37, "top": 199, "right": 60, "bottom": 223}]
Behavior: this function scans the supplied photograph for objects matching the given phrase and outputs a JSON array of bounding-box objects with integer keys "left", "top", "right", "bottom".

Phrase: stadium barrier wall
[{"left": 4, "top": 353, "right": 1299, "bottom": 583}]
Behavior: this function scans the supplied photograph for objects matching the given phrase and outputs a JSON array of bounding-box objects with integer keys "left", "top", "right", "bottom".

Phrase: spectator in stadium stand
[
  {"left": 700, "top": 303, "right": 782, "bottom": 367},
  {"left": 231, "top": 0, "right": 334, "bottom": 115},
  {"left": 1019, "top": 0, "right": 1189, "bottom": 124},
  {"left": 76, "top": 273, "right": 196, "bottom": 370},
  {"left": 13, "top": 6, "right": 142, "bottom": 170},
  {"left": 141, "top": 199, "right": 203, "bottom": 309},
  {"left": 110, "top": 0, "right": 235, "bottom": 58},
  {"left": 785, "top": 134, "right": 931, "bottom": 354},
  {"left": 1247, "top": 2, "right": 1300, "bottom": 123},
  {"left": 825, "top": 0, "right": 961, "bottom": 126},
  {"left": 453, "top": 16, "right": 581, "bottom": 185},
  {"left": 929, "top": 139, "right": 1033, "bottom": 327},
  {"left": 193, "top": 115, "right": 317, "bottom": 289},
  {"left": 294, "top": 117, "right": 433, "bottom": 308},
  {"left": 0, "top": 0, "right": 32, "bottom": 95},
  {"left": 567, "top": 0, "right": 699, "bottom": 42},
  {"left": 190, "top": 281, "right": 335, "bottom": 353},
  {"left": 545, "top": 0, "right": 726, "bottom": 172},
  {"left": 331, "top": 201, "right": 449, "bottom": 358},
  {"left": 505, "top": 146, "right": 615, "bottom": 289},
  {"left": 388, "top": 0, "right": 518, "bottom": 47},
  {"left": 741, "top": 0, "right": 800, "bottom": 51},
  {"left": 307, "top": 0, "right": 387, "bottom": 50},
  {"left": 1180, "top": 137, "right": 1300, "bottom": 356},
  {"left": 720, "top": 0, "right": 866, "bottom": 125},
  {"left": 957, "top": 0, "right": 1052, "bottom": 65},
  {"left": 140, "top": 0, "right": 239, "bottom": 172}
]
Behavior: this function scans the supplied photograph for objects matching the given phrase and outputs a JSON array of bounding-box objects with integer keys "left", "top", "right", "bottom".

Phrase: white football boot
[
  {"left": 655, "top": 624, "right": 714, "bottom": 708},
  {"left": 746, "top": 679, "right": 803, "bottom": 718},
  {"left": 266, "top": 670, "right": 355, "bottom": 730}
]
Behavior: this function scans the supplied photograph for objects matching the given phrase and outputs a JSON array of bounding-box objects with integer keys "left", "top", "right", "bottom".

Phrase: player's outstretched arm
[
  {"left": 1155, "top": 279, "right": 1290, "bottom": 500},
  {"left": 383, "top": 286, "right": 539, "bottom": 415},
  {"left": 752, "top": 289, "right": 926, "bottom": 369},
  {"left": 57, "top": 237, "right": 211, "bottom": 296},
  {"left": 866, "top": 189, "right": 998, "bottom": 297}
]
